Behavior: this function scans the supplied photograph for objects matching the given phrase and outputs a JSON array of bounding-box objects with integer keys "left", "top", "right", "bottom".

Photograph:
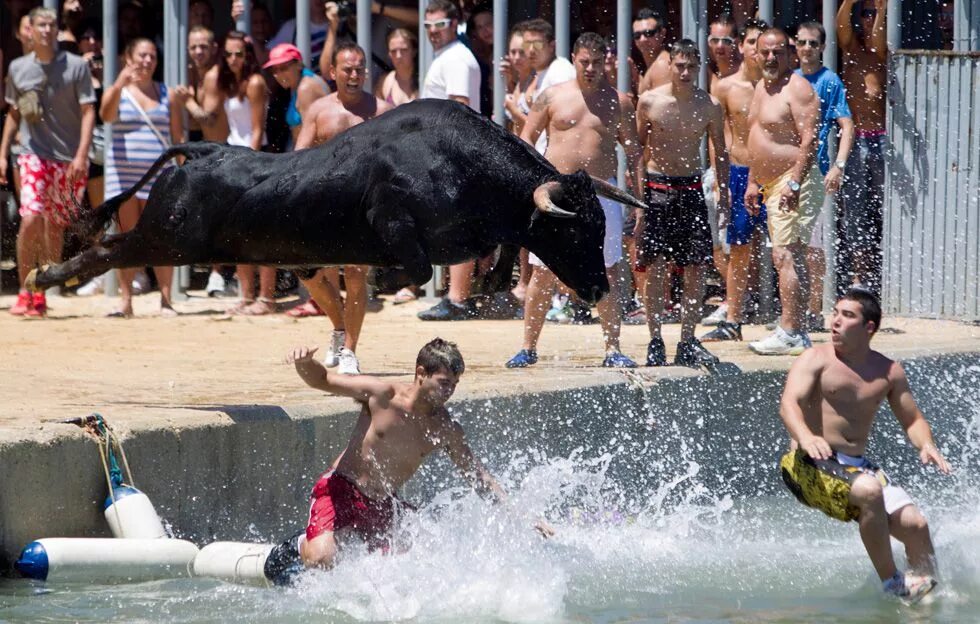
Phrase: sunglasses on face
[
  {"left": 796, "top": 39, "right": 821, "bottom": 48},
  {"left": 708, "top": 36, "right": 735, "bottom": 46},
  {"left": 224, "top": 50, "right": 245, "bottom": 58},
  {"left": 522, "top": 40, "right": 546, "bottom": 50},
  {"left": 423, "top": 18, "right": 452, "bottom": 31},
  {"left": 632, "top": 26, "right": 663, "bottom": 40}
]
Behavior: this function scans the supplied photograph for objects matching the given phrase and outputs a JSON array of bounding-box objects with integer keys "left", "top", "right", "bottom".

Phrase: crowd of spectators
[{"left": 0, "top": 0, "right": 941, "bottom": 367}]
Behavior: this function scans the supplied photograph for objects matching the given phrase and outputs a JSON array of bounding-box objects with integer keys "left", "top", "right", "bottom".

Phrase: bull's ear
[
  {"left": 591, "top": 176, "right": 648, "bottom": 210},
  {"left": 533, "top": 181, "right": 576, "bottom": 218}
]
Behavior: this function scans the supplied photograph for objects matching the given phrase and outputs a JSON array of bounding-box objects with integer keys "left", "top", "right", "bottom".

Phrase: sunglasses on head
[
  {"left": 224, "top": 50, "right": 245, "bottom": 58},
  {"left": 632, "top": 26, "right": 662, "bottom": 40},
  {"left": 708, "top": 36, "right": 735, "bottom": 46},
  {"left": 423, "top": 18, "right": 452, "bottom": 30}
]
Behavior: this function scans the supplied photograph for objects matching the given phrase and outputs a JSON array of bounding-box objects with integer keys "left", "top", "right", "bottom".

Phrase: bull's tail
[{"left": 77, "top": 142, "right": 224, "bottom": 241}]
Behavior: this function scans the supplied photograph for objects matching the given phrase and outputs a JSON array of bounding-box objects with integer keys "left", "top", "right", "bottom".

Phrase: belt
[{"left": 646, "top": 181, "right": 701, "bottom": 191}]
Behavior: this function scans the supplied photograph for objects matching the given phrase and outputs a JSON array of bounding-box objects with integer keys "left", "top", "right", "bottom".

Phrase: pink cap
[{"left": 263, "top": 43, "right": 303, "bottom": 69}]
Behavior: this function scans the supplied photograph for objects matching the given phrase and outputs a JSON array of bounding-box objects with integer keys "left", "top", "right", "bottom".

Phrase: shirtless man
[
  {"left": 635, "top": 39, "right": 730, "bottom": 368},
  {"left": 701, "top": 19, "right": 767, "bottom": 341},
  {"left": 778, "top": 288, "right": 950, "bottom": 602},
  {"left": 261, "top": 338, "right": 548, "bottom": 584},
  {"left": 634, "top": 9, "right": 671, "bottom": 95},
  {"left": 837, "top": 0, "right": 887, "bottom": 293},
  {"left": 505, "top": 33, "right": 641, "bottom": 369},
  {"left": 744, "top": 28, "right": 820, "bottom": 356},
  {"left": 293, "top": 42, "right": 393, "bottom": 376},
  {"left": 706, "top": 13, "right": 740, "bottom": 90}
]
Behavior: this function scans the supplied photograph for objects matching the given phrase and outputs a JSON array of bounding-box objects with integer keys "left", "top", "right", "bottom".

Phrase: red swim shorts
[
  {"left": 305, "top": 471, "right": 404, "bottom": 548},
  {"left": 17, "top": 154, "right": 87, "bottom": 228}
]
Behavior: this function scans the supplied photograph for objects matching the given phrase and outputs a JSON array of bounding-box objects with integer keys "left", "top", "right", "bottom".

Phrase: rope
[{"left": 75, "top": 413, "right": 138, "bottom": 535}]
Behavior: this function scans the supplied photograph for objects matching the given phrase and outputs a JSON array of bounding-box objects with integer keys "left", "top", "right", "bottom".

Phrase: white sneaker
[
  {"left": 701, "top": 303, "right": 728, "bottom": 325},
  {"left": 322, "top": 330, "right": 346, "bottom": 368},
  {"left": 337, "top": 348, "right": 361, "bottom": 375},
  {"left": 749, "top": 325, "right": 808, "bottom": 355},
  {"left": 132, "top": 271, "right": 151, "bottom": 295},
  {"left": 76, "top": 272, "right": 107, "bottom": 296},
  {"left": 205, "top": 271, "right": 226, "bottom": 297}
]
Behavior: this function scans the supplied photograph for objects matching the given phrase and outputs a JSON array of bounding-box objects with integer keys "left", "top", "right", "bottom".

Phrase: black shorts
[
  {"left": 188, "top": 129, "right": 204, "bottom": 142},
  {"left": 638, "top": 172, "right": 713, "bottom": 267}
]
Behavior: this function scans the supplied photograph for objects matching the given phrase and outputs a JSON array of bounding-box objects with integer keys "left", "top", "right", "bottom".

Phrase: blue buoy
[
  {"left": 103, "top": 484, "right": 141, "bottom": 511},
  {"left": 15, "top": 541, "right": 49, "bottom": 580}
]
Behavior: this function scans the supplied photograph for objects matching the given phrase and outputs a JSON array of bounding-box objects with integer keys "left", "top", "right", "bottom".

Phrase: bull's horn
[
  {"left": 591, "top": 176, "right": 648, "bottom": 209},
  {"left": 532, "top": 181, "right": 576, "bottom": 218}
]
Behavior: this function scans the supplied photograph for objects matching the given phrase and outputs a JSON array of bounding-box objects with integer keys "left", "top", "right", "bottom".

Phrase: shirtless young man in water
[
  {"left": 291, "top": 42, "right": 393, "bottom": 376},
  {"left": 505, "top": 32, "right": 642, "bottom": 369},
  {"left": 779, "top": 289, "right": 951, "bottom": 602},
  {"left": 635, "top": 39, "right": 730, "bottom": 368},
  {"left": 264, "top": 338, "right": 549, "bottom": 584}
]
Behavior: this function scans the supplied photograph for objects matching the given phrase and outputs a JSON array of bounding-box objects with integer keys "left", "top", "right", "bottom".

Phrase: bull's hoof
[{"left": 24, "top": 268, "right": 40, "bottom": 293}]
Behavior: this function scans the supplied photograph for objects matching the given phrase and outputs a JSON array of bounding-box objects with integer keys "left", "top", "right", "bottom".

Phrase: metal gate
[{"left": 884, "top": 51, "right": 980, "bottom": 320}]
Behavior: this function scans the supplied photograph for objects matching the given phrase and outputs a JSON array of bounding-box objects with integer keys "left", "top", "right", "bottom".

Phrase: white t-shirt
[
  {"left": 531, "top": 56, "right": 576, "bottom": 154},
  {"left": 421, "top": 39, "right": 481, "bottom": 112}
]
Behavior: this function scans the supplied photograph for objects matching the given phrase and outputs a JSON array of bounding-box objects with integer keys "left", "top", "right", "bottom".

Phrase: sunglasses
[
  {"left": 708, "top": 36, "right": 735, "bottom": 46},
  {"left": 423, "top": 18, "right": 452, "bottom": 31},
  {"left": 861, "top": 9, "right": 877, "bottom": 18},
  {"left": 224, "top": 50, "right": 245, "bottom": 58},
  {"left": 632, "top": 26, "right": 663, "bottom": 40},
  {"left": 522, "top": 40, "right": 547, "bottom": 51},
  {"left": 796, "top": 38, "right": 821, "bottom": 48}
]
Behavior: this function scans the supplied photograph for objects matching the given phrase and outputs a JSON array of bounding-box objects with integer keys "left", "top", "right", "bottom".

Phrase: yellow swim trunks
[{"left": 760, "top": 166, "right": 823, "bottom": 247}]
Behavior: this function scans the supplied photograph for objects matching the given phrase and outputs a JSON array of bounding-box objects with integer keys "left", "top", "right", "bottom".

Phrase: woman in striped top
[{"left": 101, "top": 37, "right": 181, "bottom": 318}]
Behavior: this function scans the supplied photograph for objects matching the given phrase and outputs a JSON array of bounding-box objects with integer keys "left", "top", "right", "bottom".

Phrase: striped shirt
[{"left": 104, "top": 83, "right": 171, "bottom": 200}]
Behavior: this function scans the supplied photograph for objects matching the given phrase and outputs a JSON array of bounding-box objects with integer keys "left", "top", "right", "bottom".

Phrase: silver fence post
[
  {"left": 297, "top": 0, "right": 312, "bottom": 69},
  {"left": 43, "top": 0, "right": 56, "bottom": 9},
  {"left": 492, "top": 0, "right": 507, "bottom": 126},
  {"left": 177, "top": 0, "right": 191, "bottom": 291},
  {"left": 821, "top": 0, "right": 838, "bottom": 312},
  {"left": 357, "top": 0, "right": 372, "bottom": 58},
  {"left": 103, "top": 0, "right": 119, "bottom": 297},
  {"left": 758, "top": 0, "right": 774, "bottom": 25},
  {"left": 236, "top": 0, "right": 251, "bottom": 33},
  {"left": 555, "top": 0, "right": 569, "bottom": 59},
  {"left": 886, "top": 0, "right": 901, "bottom": 51},
  {"left": 418, "top": 0, "right": 439, "bottom": 298},
  {"left": 163, "top": 0, "right": 188, "bottom": 300},
  {"left": 954, "top": 0, "right": 977, "bottom": 50},
  {"left": 615, "top": 0, "right": 629, "bottom": 191}
]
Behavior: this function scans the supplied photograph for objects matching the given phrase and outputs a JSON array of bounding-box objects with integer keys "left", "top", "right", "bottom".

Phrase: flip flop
[
  {"left": 391, "top": 287, "right": 417, "bottom": 305},
  {"left": 106, "top": 310, "right": 133, "bottom": 319},
  {"left": 228, "top": 299, "right": 255, "bottom": 315},
  {"left": 237, "top": 299, "right": 275, "bottom": 316},
  {"left": 286, "top": 300, "right": 324, "bottom": 318}
]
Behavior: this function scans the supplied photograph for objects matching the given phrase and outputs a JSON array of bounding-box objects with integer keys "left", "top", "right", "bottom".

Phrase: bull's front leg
[{"left": 366, "top": 193, "right": 433, "bottom": 286}]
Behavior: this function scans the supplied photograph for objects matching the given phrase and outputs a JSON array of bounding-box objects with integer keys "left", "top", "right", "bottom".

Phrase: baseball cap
[{"left": 263, "top": 43, "right": 303, "bottom": 69}]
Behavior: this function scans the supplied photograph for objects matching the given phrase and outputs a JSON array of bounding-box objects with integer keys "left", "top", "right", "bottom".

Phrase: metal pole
[
  {"left": 357, "top": 0, "right": 371, "bottom": 59},
  {"left": 296, "top": 0, "right": 312, "bottom": 68},
  {"left": 821, "top": 0, "right": 838, "bottom": 313},
  {"left": 758, "top": 0, "right": 774, "bottom": 25},
  {"left": 492, "top": 0, "right": 507, "bottom": 126},
  {"left": 163, "top": 0, "right": 188, "bottom": 299},
  {"left": 103, "top": 0, "right": 119, "bottom": 297},
  {"left": 616, "top": 0, "right": 629, "bottom": 191},
  {"left": 973, "top": 0, "right": 980, "bottom": 50},
  {"left": 555, "top": 0, "right": 569, "bottom": 59},
  {"left": 886, "top": 0, "right": 901, "bottom": 51},
  {"left": 236, "top": 0, "right": 251, "bottom": 34},
  {"left": 419, "top": 0, "right": 435, "bottom": 298},
  {"left": 43, "top": 0, "right": 56, "bottom": 9},
  {"left": 954, "top": 0, "right": 973, "bottom": 50}
]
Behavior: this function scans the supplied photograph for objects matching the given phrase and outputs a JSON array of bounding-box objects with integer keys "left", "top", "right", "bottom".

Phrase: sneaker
[
  {"left": 337, "top": 348, "right": 361, "bottom": 375},
  {"left": 323, "top": 330, "right": 346, "bottom": 368},
  {"left": 545, "top": 302, "right": 574, "bottom": 324},
  {"left": 646, "top": 337, "right": 667, "bottom": 366},
  {"left": 700, "top": 321, "right": 742, "bottom": 342},
  {"left": 602, "top": 351, "right": 637, "bottom": 368},
  {"left": 10, "top": 291, "right": 33, "bottom": 316},
  {"left": 417, "top": 298, "right": 477, "bottom": 321},
  {"left": 883, "top": 573, "right": 937, "bottom": 604},
  {"left": 749, "top": 326, "right": 808, "bottom": 356},
  {"left": 675, "top": 337, "right": 720, "bottom": 369},
  {"left": 701, "top": 303, "right": 728, "bottom": 326},
  {"left": 25, "top": 292, "right": 47, "bottom": 318},
  {"left": 205, "top": 271, "right": 226, "bottom": 297},
  {"left": 132, "top": 271, "right": 151, "bottom": 295},
  {"left": 807, "top": 311, "right": 827, "bottom": 333},
  {"left": 505, "top": 349, "right": 538, "bottom": 368},
  {"left": 76, "top": 273, "right": 106, "bottom": 296}
]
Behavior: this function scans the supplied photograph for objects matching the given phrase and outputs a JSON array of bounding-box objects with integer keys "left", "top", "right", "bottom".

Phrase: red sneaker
[
  {"left": 10, "top": 291, "right": 33, "bottom": 316},
  {"left": 25, "top": 292, "right": 47, "bottom": 317}
]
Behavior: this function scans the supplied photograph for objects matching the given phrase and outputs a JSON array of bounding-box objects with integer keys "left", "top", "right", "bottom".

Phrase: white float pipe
[
  {"left": 16, "top": 538, "right": 199, "bottom": 583},
  {"left": 192, "top": 541, "right": 276, "bottom": 586}
]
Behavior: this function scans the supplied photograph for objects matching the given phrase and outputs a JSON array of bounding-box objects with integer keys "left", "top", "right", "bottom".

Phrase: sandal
[
  {"left": 286, "top": 299, "right": 324, "bottom": 318},
  {"left": 237, "top": 298, "right": 276, "bottom": 316},
  {"left": 228, "top": 299, "right": 255, "bottom": 315},
  {"left": 391, "top": 287, "right": 418, "bottom": 305}
]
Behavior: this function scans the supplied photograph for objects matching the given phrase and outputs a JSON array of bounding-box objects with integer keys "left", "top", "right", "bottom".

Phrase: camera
[{"left": 336, "top": 0, "right": 356, "bottom": 19}]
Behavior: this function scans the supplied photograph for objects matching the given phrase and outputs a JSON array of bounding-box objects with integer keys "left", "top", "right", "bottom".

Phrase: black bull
[{"left": 27, "top": 100, "right": 645, "bottom": 303}]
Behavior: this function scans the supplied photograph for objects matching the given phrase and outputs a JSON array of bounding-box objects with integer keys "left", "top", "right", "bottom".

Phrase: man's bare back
[
  {"left": 529, "top": 80, "right": 635, "bottom": 179},
  {"left": 638, "top": 82, "right": 722, "bottom": 177}
]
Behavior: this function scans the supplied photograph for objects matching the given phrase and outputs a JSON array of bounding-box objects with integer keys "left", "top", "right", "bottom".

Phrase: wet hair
[
  {"left": 738, "top": 18, "right": 769, "bottom": 43},
  {"left": 218, "top": 31, "right": 261, "bottom": 97},
  {"left": 332, "top": 40, "right": 366, "bottom": 66},
  {"left": 29, "top": 7, "right": 57, "bottom": 25},
  {"left": 797, "top": 20, "right": 826, "bottom": 45},
  {"left": 416, "top": 338, "right": 465, "bottom": 377},
  {"left": 425, "top": 0, "right": 459, "bottom": 21},
  {"left": 189, "top": 25, "right": 215, "bottom": 43},
  {"left": 841, "top": 287, "right": 882, "bottom": 334},
  {"left": 634, "top": 8, "right": 664, "bottom": 26},
  {"left": 669, "top": 38, "right": 701, "bottom": 63},
  {"left": 572, "top": 32, "right": 608, "bottom": 56},
  {"left": 124, "top": 36, "right": 156, "bottom": 59},
  {"left": 710, "top": 12, "right": 736, "bottom": 35},
  {"left": 521, "top": 18, "right": 555, "bottom": 43}
]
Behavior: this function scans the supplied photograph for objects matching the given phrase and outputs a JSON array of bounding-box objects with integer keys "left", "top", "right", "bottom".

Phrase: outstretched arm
[
  {"left": 887, "top": 362, "right": 952, "bottom": 473},
  {"left": 779, "top": 348, "right": 830, "bottom": 459},
  {"left": 444, "top": 421, "right": 507, "bottom": 503},
  {"left": 286, "top": 346, "right": 396, "bottom": 403}
]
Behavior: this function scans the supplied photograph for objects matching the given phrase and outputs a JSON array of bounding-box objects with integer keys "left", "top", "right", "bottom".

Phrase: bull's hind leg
[{"left": 25, "top": 232, "right": 148, "bottom": 292}]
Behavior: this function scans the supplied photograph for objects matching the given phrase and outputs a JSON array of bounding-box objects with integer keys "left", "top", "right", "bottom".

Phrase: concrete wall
[{"left": 2, "top": 353, "right": 978, "bottom": 573}]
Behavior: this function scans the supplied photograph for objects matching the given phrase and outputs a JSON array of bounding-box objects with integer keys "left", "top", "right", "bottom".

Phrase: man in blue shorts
[{"left": 794, "top": 21, "right": 854, "bottom": 333}]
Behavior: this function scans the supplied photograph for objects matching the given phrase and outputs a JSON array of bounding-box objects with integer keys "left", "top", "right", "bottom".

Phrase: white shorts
[
  {"left": 703, "top": 168, "right": 729, "bottom": 255},
  {"left": 529, "top": 177, "right": 624, "bottom": 270}
]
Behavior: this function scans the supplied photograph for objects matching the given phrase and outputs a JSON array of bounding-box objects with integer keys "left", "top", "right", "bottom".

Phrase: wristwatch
[
  {"left": 834, "top": 159, "right": 846, "bottom": 171},
  {"left": 787, "top": 179, "right": 801, "bottom": 193}
]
